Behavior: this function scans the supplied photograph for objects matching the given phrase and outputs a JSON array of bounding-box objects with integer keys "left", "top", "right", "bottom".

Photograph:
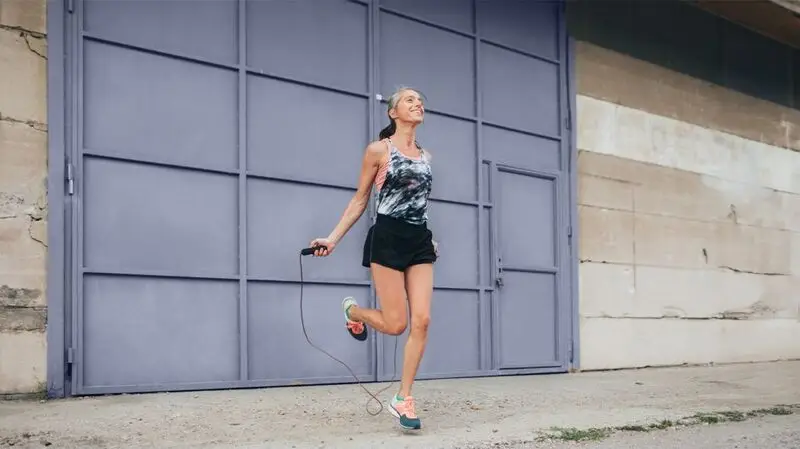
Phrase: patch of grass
[
  {"left": 616, "top": 425, "right": 648, "bottom": 432},
  {"left": 693, "top": 413, "right": 721, "bottom": 424},
  {"left": 758, "top": 406, "right": 794, "bottom": 416},
  {"left": 539, "top": 426, "right": 613, "bottom": 442},
  {"left": 534, "top": 404, "right": 800, "bottom": 443},
  {"left": 32, "top": 381, "right": 48, "bottom": 401},
  {"left": 648, "top": 419, "right": 674, "bottom": 430}
]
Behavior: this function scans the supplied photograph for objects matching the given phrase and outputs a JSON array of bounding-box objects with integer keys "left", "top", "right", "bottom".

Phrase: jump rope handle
[{"left": 300, "top": 245, "right": 327, "bottom": 256}]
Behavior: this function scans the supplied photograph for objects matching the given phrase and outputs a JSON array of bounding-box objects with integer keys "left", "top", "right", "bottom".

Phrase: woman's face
[{"left": 390, "top": 89, "right": 425, "bottom": 124}]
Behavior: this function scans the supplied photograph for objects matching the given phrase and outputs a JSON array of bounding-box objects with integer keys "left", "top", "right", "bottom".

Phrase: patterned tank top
[{"left": 374, "top": 138, "right": 433, "bottom": 225}]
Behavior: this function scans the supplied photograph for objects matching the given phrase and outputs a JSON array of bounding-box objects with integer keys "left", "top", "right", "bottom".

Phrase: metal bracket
[
  {"left": 66, "top": 160, "right": 74, "bottom": 195},
  {"left": 495, "top": 257, "right": 504, "bottom": 288}
]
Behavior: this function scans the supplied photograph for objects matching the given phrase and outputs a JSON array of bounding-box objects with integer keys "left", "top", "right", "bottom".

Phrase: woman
[{"left": 308, "top": 87, "right": 437, "bottom": 431}]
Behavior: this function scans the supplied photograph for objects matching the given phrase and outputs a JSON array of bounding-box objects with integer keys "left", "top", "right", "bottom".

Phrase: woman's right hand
[{"left": 308, "top": 238, "right": 335, "bottom": 257}]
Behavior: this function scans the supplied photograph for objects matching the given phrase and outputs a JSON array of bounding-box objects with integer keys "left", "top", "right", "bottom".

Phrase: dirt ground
[{"left": 1, "top": 361, "right": 799, "bottom": 449}]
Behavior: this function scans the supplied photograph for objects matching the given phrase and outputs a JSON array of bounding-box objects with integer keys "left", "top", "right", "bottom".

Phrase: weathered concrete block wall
[
  {"left": 575, "top": 41, "right": 800, "bottom": 370},
  {"left": 0, "top": 0, "right": 48, "bottom": 394}
]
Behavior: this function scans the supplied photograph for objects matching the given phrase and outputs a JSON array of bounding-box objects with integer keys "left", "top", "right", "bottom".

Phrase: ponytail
[
  {"left": 377, "top": 119, "right": 422, "bottom": 150},
  {"left": 379, "top": 119, "right": 396, "bottom": 140}
]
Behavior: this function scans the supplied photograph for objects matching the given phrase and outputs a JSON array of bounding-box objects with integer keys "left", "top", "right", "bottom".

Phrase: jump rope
[{"left": 297, "top": 219, "right": 400, "bottom": 417}]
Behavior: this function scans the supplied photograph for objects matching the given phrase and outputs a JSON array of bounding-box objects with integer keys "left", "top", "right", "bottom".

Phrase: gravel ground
[{"left": 1, "top": 361, "right": 799, "bottom": 449}]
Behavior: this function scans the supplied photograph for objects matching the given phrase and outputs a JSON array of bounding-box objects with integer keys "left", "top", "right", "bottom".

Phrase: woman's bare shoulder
[{"left": 366, "top": 139, "right": 389, "bottom": 155}]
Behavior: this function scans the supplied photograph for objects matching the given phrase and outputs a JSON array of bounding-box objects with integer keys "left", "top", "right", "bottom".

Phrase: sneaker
[
  {"left": 389, "top": 394, "right": 422, "bottom": 430},
  {"left": 342, "top": 296, "right": 367, "bottom": 341}
]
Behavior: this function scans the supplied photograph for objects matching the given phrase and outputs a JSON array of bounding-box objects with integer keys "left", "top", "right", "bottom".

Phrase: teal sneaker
[
  {"left": 389, "top": 394, "right": 421, "bottom": 430},
  {"left": 342, "top": 297, "right": 367, "bottom": 341}
]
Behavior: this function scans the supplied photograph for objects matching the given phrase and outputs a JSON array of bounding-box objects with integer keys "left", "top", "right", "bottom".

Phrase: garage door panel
[
  {"left": 69, "top": 0, "right": 571, "bottom": 395},
  {"left": 483, "top": 125, "right": 561, "bottom": 173},
  {"left": 83, "top": 158, "right": 238, "bottom": 276},
  {"left": 247, "top": 78, "right": 368, "bottom": 186},
  {"left": 83, "top": 0, "right": 237, "bottom": 64},
  {"left": 413, "top": 113, "right": 476, "bottom": 202},
  {"left": 480, "top": 43, "right": 560, "bottom": 137},
  {"left": 380, "top": 12, "right": 475, "bottom": 118},
  {"left": 248, "top": 283, "right": 373, "bottom": 381},
  {"left": 426, "top": 202, "right": 479, "bottom": 288},
  {"left": 246, "top": 0, "right": 368, "bottom": 93},
  {"left": 496, "top": 272, "right": 558, "bottom": 369},
  {"left": 83, "top": 275, "right": 240, "bottom": 388},
  {"left": 498, "top": 170, "right": 556, "bottom": 270},
  {"left": 477, "top": 0, "right": 559, "bottom": 60},
  {"left": 248, "top": 179, "right": 371, "bottom": 282},
  {"left": 83, "top": 41, "right": 238, "bottom": 170},
  {"left": 379, "top": 0, "right": 474, "bottom": 34},
  {"left": 383, "top": 290, "right": 480, "bottom": 378}
]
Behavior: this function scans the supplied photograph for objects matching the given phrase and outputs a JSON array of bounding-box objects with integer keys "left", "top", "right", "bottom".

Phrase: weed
[
  {"left": 541, "top": 427, "right": 612, "bottom": 442},
  {"left": 534, "top": 403, "right": 799, "bottom": 443}
]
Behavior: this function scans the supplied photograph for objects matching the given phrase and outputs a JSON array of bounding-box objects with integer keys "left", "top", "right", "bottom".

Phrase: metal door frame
[
  {"left": 45, "top": 0, "right": 68, "bottom": 399},
  {"left": 45, "top": 0, "right": 580, "bottom": 398}
]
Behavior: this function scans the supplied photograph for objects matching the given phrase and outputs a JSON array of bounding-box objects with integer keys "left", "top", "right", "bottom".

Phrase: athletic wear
[
  {"left": 374, "top": 139, "right": 433, "bottom": 225},
  {"left": 342, "top": 296, "right": 366, "bottom": 341},
  {"left": 390, "top": 394, "right": 421, "bottom": 430},
  {"left": 362, "top": 213, "right": 437, "bottom": 270},
  {"left": 362, "top": 139, "right": 436, "bottom": 271}
]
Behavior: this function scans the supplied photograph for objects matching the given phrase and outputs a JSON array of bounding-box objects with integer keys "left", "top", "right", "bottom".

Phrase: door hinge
[
  {"left": 564, "top": 116, "right": 571, "bottom": 131},
  {"left": 66, "top": 161, "right": 75, "bottom": 195},
  {"left": 66, "top": 0, "right": 74, "bottom": 13},
  {"left": 567, "top": 225, "right": 573, "bottom": 239},
  {"left": 66, "top": 347, "right": 74, "bottom": 379}
]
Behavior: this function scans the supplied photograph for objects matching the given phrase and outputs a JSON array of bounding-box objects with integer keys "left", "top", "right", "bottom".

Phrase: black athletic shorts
[{"left": 362, "top": 214, "right": 437, "bottom": 271}]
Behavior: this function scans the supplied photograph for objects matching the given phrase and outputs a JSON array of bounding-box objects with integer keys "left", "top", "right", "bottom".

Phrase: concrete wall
[
  {"left": 574, "top": 39, "right": 800, "bottom": 370},
  {"left": 0, "top": 0, "right": 48, "bottom": 394}
]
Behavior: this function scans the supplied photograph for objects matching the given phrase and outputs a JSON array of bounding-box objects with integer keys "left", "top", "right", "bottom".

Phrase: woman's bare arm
[{"left": 325, "top": 140, "right": 386, "bottom": 245}]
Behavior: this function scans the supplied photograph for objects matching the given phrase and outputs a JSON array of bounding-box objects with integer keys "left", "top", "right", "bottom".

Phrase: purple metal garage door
[{"left": 64, "top": 0, "right": 573, "bottom": 395}]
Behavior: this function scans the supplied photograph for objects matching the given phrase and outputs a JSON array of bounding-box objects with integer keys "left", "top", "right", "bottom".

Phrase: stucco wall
[
  {"left": 575, "top": 41, "right": 800, "bottom": 370},
  {"left": 0, "top": 0, "right": 48, "bottom": 394}
]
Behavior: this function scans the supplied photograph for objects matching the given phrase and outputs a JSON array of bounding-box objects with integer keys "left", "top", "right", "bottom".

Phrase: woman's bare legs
[
  {"left": 347, "top": 263, "right": 407, "bottom": 336},
  {"left": 398, "top": 263, "right": 432, "bottom": 397},
  {"left": 346, "top": 262, "right": 432, "bottom": 429}
]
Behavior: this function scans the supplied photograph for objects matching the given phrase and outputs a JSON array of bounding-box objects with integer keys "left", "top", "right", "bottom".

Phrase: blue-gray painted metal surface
[
  {"left": 56, "top": 0, "right": 575, "bottom": 395},
  {"left": 46, "top": 0, "right": 67, "bottom": 398}
]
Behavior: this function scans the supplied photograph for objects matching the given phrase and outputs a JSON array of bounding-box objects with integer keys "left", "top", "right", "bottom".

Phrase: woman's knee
[
  {"left": 385, "top": 316, "right": 408, "bottom": 335},
  {"left": 410, "top": 313, "right": 430, "bottom": 335}
]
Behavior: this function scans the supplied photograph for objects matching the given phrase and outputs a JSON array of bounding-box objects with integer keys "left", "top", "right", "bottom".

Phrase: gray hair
[{"left": 379, "top": 87, "right": 426, "bottom": 142}]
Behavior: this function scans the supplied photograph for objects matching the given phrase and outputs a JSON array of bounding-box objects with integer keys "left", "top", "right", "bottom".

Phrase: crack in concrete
[
  {"left": 22, "top": 33, "right": 45, "bottom": 60},
  {"left": 586, "top": 315, "right": 767, "bottom": 321},
  {"left": 0, "top": 24, "right": 45, "bottom": 39},
  {"left": 719, "top": 265, "right": 787, "bottom": 276},
  {"left": 27, "top": 215, "right": 46, "bottom": 248},
  {"left": 579, "top": 259, "right": 790, "bottom": 278},
  {"left": 0, "top": 112, "right": 47, "bottom": 132},
  {"left": 0, "top": 24, "right": 47, "bottom": 60}
]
